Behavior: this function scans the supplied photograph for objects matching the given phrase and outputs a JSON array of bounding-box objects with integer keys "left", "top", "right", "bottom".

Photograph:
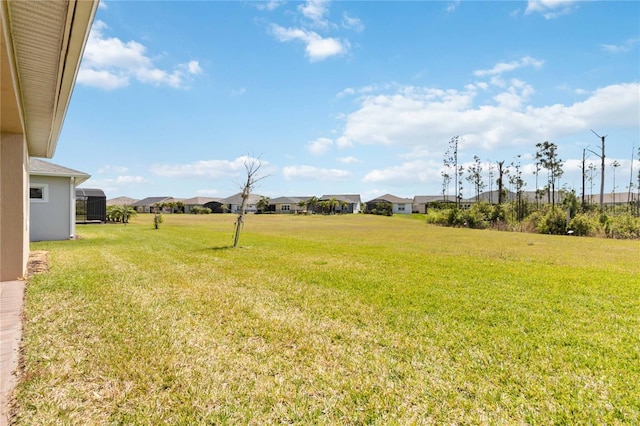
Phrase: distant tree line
[{"left": 431, "top": 136, "right": 640, "bottom": 239}]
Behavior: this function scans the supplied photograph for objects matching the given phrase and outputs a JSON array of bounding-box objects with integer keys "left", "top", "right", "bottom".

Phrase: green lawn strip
[{"left": 13, "top": 214, "right": 640, "bottom": 424}]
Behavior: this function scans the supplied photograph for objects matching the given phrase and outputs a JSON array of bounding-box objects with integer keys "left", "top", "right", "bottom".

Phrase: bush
[
  {"left": 537, "top": 208, "right": 567, "bottom": 235},
  {"left": 568, "top": 213, "right": 600, "bottom": 236},
  {"left": 425, "top": 209, "right": 450, "bottom": 226},
  {"left": 191, "top": 206, "right": 212, "bottom": 214},
  {"left": 606, "top": 214, "right": 640, "bottom": 239},
  {"left": 371, "top": 201, "right": 393, "bottom": 216}
]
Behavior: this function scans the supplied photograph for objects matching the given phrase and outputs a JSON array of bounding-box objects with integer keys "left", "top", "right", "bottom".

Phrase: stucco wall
[
  {"left": 0, "top": 133, "right": 30, "bottom": 281},
  {"left": 30, "top": 175, "right": 72, "bottom": 241},
  {"left": 392, "top": 203, "right": 412, "bottom": 214}
]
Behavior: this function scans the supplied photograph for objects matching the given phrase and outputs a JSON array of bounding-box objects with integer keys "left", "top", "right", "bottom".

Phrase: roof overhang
[
  {"left": 30, "top": 169, "right": 90, "bottom": 186},
  {"left": 0, "top": 0, "right": 98, "bottom": 158}
]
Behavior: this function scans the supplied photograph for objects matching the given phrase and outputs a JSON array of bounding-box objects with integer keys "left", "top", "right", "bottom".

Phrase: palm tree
[
  {"left": 329, "top": 197, "right": 339, "bottom": 214},
  {"left": 120, "top": 204, "right": 137, "bottom": 223},
  {"left": 306, "top": 196, "right": 318, "bottom": 214}
]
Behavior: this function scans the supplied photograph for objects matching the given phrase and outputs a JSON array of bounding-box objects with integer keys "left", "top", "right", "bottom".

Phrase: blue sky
[{"left": 56, "top": 0, "right": 639, "bottom": 202}]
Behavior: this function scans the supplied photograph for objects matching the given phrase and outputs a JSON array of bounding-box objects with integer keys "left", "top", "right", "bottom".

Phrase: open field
[{"left": 13, "top": 214, "right": 640, "bottom": 424}]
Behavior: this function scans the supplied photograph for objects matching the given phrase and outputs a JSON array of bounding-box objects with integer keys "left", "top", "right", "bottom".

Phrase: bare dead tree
[
  {"left": 497, "top": 160, "right": 506, "bottom": 204},
  {"left": 233, "top": 156, "right": 268, "bottom": 247},
  {"left": 590, "top": 130, "right": 606, "bottom": 212}
]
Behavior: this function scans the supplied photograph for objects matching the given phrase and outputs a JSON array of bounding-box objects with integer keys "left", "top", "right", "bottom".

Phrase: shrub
[
  {"left": 606, "top": 214, "right": 640, "bottom": 239},
  {"left": 569, "top": 213, "right": 600, "bottom": 236},
  {"left": 425, "top": 209, "right": 449, "bottom": 226},
  {"left": 191, "top": 206, "right": 212, "bottom": 214},
  {"left": 537, "top": 208, "right": 567, "bottom": 235},
  {"left": 371, "top": 201, "right": 393, "bottom": 216}
]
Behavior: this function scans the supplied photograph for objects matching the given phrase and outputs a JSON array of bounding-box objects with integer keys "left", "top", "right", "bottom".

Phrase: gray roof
[
  {"left": 107, "top": 196, "right": 139, "bottom": 206},
  {"left": 130, "top": 196, "right": 174, "bottom": 207},
  {"left": 367, "top": 194, "right": 412, "bottom": 204},
  {"left": 222, "top": 193, "right": 263, "bottom": 205},
  {"left": 413, "top": 195, "right": 450, "bottom": 203},
  {"left": 270, "top": 196, "right": 313, "bottom": 204},
  {"left": 29, "top": 158, "right": 90, "bottom": 185},
  {"left": 320, "top": 194, "right": 361, "bottom": 203},
  {"left": 182, "top": 196, "right": 222, "bottom": 205}
]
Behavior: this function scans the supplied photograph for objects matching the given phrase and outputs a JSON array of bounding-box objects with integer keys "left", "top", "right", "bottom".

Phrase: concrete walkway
[{"left": 0, "top": 280, "right": 25, "bottom": 426}]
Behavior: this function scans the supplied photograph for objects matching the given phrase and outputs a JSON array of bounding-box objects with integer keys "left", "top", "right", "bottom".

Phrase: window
[
  {"left": 281, "top": 204, "right": 290, "bottom": 211},
  {"left": 30, "top": 184, "right": 48, "bottom": 202},
  {"left": 398, "top": 204, "right": 405, "bottom": 212}
]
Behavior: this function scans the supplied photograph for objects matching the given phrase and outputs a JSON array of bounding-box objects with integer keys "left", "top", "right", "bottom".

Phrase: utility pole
[
  {"left": 590, "top": 130, "right": 606, "bottom": 213},
  {"left": 581, "top": 147, "right": 587, "bottom": 211},
  {"left": 628, "top": 145, "right": 635, "bottom": 211}
]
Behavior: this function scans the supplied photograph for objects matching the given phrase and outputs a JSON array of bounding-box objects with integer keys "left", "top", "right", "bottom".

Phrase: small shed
[{"left": 75, "top": 188, "right": 106, "bottom": 223}]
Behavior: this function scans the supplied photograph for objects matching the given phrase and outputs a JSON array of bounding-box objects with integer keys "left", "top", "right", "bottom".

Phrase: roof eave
[
  {"left": 46, "top": 0, "right": 99, "bottom": 158},
  {"left": 2, "top": 0, "right": 98, "bottom": 158}
]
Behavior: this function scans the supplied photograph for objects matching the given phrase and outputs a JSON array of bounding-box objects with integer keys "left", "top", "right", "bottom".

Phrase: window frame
[{"left": 29, "top": 183, "right": 49, "bottom": 203}]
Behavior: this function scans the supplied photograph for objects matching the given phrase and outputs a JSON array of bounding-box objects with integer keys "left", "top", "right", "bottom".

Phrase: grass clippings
[{"left": 27, "top": 251, "right": 49, "bottom": 276}]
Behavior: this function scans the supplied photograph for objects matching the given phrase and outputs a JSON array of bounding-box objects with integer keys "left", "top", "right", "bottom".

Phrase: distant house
[
  {"left": 182, "top": 196, "right": 224, "bottom": 213},
  {"left": 269, "top": 196, "right": 313, "bottom": 214},
  {"left": 130, "top": 196, "right": 174, "bottom": 213},
  {"left": 222, "top": 193, "right": 263, "bottom": 214},
  {"left": 366, "top": 194, "right": 413, "bottom": 214},
  {"left": 319, "top": 194, "right": 362, "bottom": 214},
  {"left": 107, "top": 196, "right": 139, "bottom": 206},
  {"left": 75, "top": 188, "right": 106, "bottom": 223},
  {"left": 29, "top": 159, "right": 90, "bottom": 241},
  {"left": 412, "top": 196, "right": 454, "bottom": 213}
]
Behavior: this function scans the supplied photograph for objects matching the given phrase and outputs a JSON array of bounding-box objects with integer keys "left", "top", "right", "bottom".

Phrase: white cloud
[
  {"left": 474, "top": 56, "right": 544, "bottom": 77},
  {"left": 446, "top": 1, "right": 461, "bottom": 13},
  {"left": 78, "top": 20, "right": 202, "bottom": 90},
  {"left": 307, "top": 137, "right": 333, "bottom": 155},
  {"left": 185, "top": 60, "right": 203, "bottom": 75},
  {"left": 525, "top": 0, "right": 579, "bottom": 19},
  {"left": 76, "top": 68, "right": 129, "bottom": 90},
  {"left": 283, "top": 165, "right": 351, "bottom": 181},
  {"left": 337, "top": 156, "right": 361, "bottom": 164},
  {"left": 150, "top": 156, "right": 266, "bottom": 178},
  {"left": 256, "top": 0, "right": 284, "bottom": 11},
  {"left": 116, "top": 175, "right": 147, "bottom": 183},
  {"left": 230, "top": 87, "right": 247, "bottom": 97},
  {"left": 335, "top": 136, "right": 353, "bottom": 148},
  {"left": 270, "top": 24, "right": 348, "bottom": 61},
  {"left": 298, "top": 0, "right": 330, "bottom": 27},
  {"left": 362, "top": 159, "right": 442, "bottom": 185},
  {"left": 599, "top": 38, "right": 639, "bottom": 54},
  {"left": 98, "top": 165, "right": 129, "bottom": 174},
  {"left": 84, "top": 175, "right": 148, "bottom": 194},
  {"left": 98, "top": 2, "right": 108, "bottom": 10},
  {"left": 338, "top": 82, "right": 640, "bottom": 152},
  {"left": 342, "top": 12, "right": 364, "bottom": 32}
]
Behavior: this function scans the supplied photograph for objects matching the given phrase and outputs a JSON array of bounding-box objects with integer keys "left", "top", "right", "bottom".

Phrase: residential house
[
  {"left": 182, "top": 196, "right": 224, "bottom": 213},
  {"left": 0, "top": 0, "right": 98, "bottom": 280},
  {"left": 269, "top": 196, "right": 313, "bottom": 214},
  {"left": 366, "top": 194, "right": 413, "bottom": 214},
  {"left": 412, "top": 196, "right": 454, "bottom": 214},
  {"left": 107, "top": 196, "right": 139, "bottom": 206},
  {"left": 131, "top": 197, "right": 174, "bottom": 213},
  {"left": 318, "top": 194, "right": 362, "bottom": 214},
  {"left": 222, "top": 193, "right": 263, "bottom": 214},
  {"left": 29, "top": 159, "right": 90, "bottom": 241}
]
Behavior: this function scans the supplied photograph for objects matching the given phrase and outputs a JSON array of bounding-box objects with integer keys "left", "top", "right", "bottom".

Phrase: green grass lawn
[{"left": 14, "top": 214, "right": 640, "bottom": 424}]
